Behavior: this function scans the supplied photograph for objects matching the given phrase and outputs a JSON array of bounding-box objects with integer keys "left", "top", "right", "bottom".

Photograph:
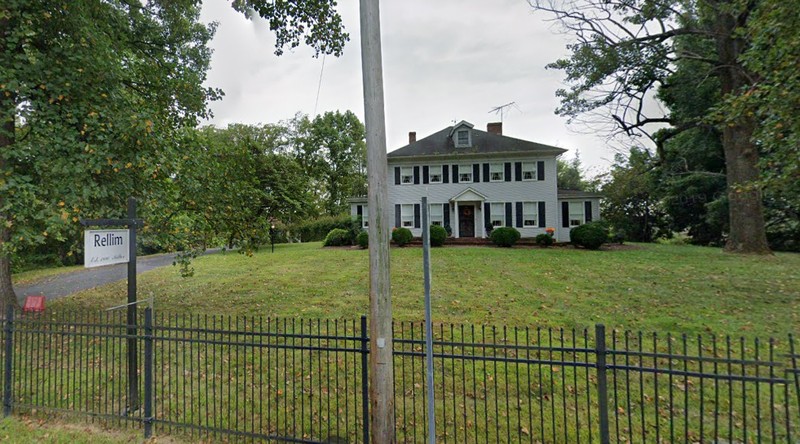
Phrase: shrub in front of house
[
  {"left": 391, "top": 227, "right": 413, "bottom": 247},
  {"left": 291, "top": 214, "right": 357, "bottom": 243},
  {"left": 570, "top": 221, "right": 609, "bottom": 250},
  {"left": 535, "top": 233, "right": 554, "bottom": 247},
  {"left": 429, "top": 225, "right": 447, "bottom": 247},
  {"left": 356, "top": 230, "right": 369, "bottom": 249},
  {"left": 490, "top": 227, "right": 521, "bottom": 247},
  {"left": 323, "top": 228, "right": 352, "bottom": 247}
]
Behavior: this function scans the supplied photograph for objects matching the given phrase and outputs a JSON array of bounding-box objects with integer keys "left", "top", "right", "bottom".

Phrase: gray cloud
[{"left": 199, "top": 0, "right": 635, "bottom": 172}]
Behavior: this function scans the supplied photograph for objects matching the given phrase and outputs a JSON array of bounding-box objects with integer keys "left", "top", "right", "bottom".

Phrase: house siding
[{"left": 385, "top": 157, "right": 559, "bottom": 238}]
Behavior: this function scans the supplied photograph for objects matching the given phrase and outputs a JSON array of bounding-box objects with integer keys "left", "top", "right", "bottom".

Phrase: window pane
[
  {"left": 522, "top": 162, "right": 536, "bottom": 180},
  {"left": 429, "top": 165, "right": 442, "bottom": 183},
  {"left": 457, "top": 130, "right": 469, "bottom": 145},
  {"left": 401, "top": 167, "right": 413, "bottom": 184},
  {"left": 491, "top": 203, "right": 504, "bottom": 227},
  {"left": 402, "top": 204, "right": 414, "bottom": 227},
  {"left": 523, "top": 202, "right": 537, "bottom": 227}
]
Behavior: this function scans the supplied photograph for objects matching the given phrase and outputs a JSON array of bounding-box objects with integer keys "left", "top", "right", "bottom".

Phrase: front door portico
[{"left": 458, "top": 205, "right": 475, "bottom": 237}]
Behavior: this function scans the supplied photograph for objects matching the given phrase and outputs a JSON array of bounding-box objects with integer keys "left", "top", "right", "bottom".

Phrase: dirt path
[{"left": 16, "top": 250, "right": 218, "bottom": 302}]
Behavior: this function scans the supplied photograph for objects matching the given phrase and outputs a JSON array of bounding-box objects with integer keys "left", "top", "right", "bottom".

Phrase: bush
[
  {"left": 356, "top": 230, "right": 369, "bottom": 249},
  {"left": 570, "top": 221, "right": 609, "bottom": 250},
  {"left": 429, "top": 225, "right": 447, "bottom": 247},
  {"left": 490, "top": 227, "right": 521, "bottom": 247},
  {"left": 290, "top": 214, "right": 356, "bottom": 243},
  {"left": 323, "top": 228, "right": 352, "bottom": 247},
  {"left": 611, "top": 230, "right": 625, "bottom": 244},
  {"left": 392, "top": 227, "right": 413, "bottom": 247},
  {"left": 535, "top": 233, "right": 554, "bottom": 247}
]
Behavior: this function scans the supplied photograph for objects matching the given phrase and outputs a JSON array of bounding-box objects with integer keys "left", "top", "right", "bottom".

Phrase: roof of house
[
  {"left": 387, "top": 123, "right": 568, "bottom": 159},
  {"left": 557, "top": 189, "right": 604, "bottom": 199}
]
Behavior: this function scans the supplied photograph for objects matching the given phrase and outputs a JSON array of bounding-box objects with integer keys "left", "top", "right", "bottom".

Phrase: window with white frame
[
  {"left": 490, "top": 163, "right": 504, "bottom": 182},
  {"left": 429, "top": 204, "right": 443, "bottom": 226},
  {"left": 456, "top": 129, "right": 470, "bottom": 147},
  {"left": 458, "top": 166, "right": 473, "bottom": 183},
  {"left": 401, "top": 204, "right": 414, "bottom": 228},
  {"left": 522, "top": 162, "right": 537, "bottom": 180},
  {"left": 522, "top": 202, "right": 538, "bottom": 227},
  {"left": 400, "top": 167, "right": 413, "bottom": 184},
  {"left": 490, "top": 202, "right": 505, "bottom": 227},
  {"left": 429, "top": 165, "right": 442, "bottom": 183},
  {"left": 362, "top": 206, "right": 369, "bottom": 228},
  {"left": 569, "top": 202, "right": 584, "bottom": 227}
]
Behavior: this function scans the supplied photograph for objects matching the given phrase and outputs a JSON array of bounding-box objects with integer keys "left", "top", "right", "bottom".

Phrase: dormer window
[{"left": 456, "top": 129, "right": 470, "bottom": 147}]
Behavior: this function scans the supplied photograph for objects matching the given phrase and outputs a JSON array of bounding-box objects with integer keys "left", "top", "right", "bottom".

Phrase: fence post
[
  {"left": 3, "top": 305, "right": 13, "bottom": 417},
  {"left": 143, "top": 307, "right": 153, "bottom": 438},
  {"left": 360, "top": 315, "right": 370, "bottom": 444},
  {"left": 595, "top": 324, "right": 610, "bottom": 444}
]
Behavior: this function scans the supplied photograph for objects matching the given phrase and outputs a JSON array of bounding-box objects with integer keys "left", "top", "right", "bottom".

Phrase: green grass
[
  {"left": 0, "top": 416, "right": 153, "bottom": 443},
  {"left": 51, "top": 242, "right": 799, "bottom": 337},
  {"left": 12, "top": 264, "right": 83, "bottom": 286}
]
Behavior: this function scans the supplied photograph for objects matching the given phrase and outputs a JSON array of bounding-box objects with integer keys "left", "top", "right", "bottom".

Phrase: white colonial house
[{"left": 349, "top": 121, "right": 601, "bottom": 243}]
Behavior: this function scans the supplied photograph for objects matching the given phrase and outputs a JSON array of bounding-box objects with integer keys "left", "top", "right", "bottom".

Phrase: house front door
[{"left": 458, "top": 205, "right": 475, "bottom": 237}]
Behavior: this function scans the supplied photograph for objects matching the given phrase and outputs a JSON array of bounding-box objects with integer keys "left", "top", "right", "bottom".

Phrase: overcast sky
[{"left": 199, "top": 0, "right": 622, "bottom": 175}]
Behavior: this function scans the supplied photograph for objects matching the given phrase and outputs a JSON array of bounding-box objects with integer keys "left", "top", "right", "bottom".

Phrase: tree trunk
[{"left": 714, "top": 4, "right": 771, "bottom": 254}]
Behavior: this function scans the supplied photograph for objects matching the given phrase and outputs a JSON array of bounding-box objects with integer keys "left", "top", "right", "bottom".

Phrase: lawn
[{"left": 50, "top": 242, "right": 800, "bottom": 337}]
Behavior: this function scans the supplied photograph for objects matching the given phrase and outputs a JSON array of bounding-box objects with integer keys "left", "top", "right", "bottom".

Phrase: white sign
[{"left": 84, "top": 229, "right": 130, "bottom": 268}]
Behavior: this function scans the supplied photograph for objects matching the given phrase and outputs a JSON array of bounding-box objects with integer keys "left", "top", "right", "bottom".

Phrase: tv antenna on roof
[{"left": 489, "top": 101, "right": 520, "bottom": 123}]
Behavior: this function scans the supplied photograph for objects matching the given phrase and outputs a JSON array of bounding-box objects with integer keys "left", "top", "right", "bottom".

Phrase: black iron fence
[{"left": 1, "top": 306, "right": 798, "bottom": 442}]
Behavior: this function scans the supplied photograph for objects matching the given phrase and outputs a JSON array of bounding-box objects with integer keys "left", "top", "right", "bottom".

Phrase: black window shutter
[
  {"left": 562, "top": 202, "right": 569, "bottom": 228},
  {"left": 443, "top": 203, "right": 450, "bottom": 227},
  {"left": 473, "top": 164, "right": 480, "bottom": 182},
  {"left": 515, "top": 202, "right": 523, "bottom": 228},
  {"left": 357, "top": 205, "right": 363, "bottom": 217},
  {"left": 515, "top": 162, "right": 522, "bottom": 181},
  {"left": 484, "top": 202, "right": 491, "bottom": 228},
  {"left": 413, "top": 166, "right": 420, "bottom": 185},
  {"left": 537, "top": 161, "right": 545, "bottom": 181},
  {"left": 585, "top": 201, "right": 593, "bottom": 222},
  {"left": 483, "top": 163, "right": 490, "bottom": 182},
  {"left": 538, "top": 201, "right": 546, "bottom": 228},
  {"left": 443, "top": 165, "right": 449, "bottom": 183},
  {"left": 452, "top": 165, "right": 459, "bottom": 183},
  {"left": 414, "top": 204, "right": 421, "bottom": 228},
  {"left": 504, "top": 163, "right": 512, "bottom": 182},
  {"left": 423, "top": 166, "right": 429, "bottom": 184},
  {"left": 394, "top": 167, "right": 400, "bottom": 185},
  {"left": 395, "top": 204, "right": 401, "bottom": 228}
]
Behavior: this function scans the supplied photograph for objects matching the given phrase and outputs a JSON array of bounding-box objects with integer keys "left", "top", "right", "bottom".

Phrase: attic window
[{"left": 456, "top": 129, "right": 470, "bottom": 147}]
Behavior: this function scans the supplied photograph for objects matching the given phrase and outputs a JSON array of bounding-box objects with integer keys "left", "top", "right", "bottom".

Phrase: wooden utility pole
[{"left": 359, "top": 0, "right": 395, "bottom": 442}]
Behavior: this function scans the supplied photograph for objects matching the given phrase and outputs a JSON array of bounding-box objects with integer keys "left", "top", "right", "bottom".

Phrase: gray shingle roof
[
  {"left": 387, "top": 124, "right": 568, "bottom": 159},
  {"left": 557, "top": 189, "right": 604, "bottom": 199}
]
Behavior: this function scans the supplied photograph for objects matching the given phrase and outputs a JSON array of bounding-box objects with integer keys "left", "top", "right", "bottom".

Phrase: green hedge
[
  {"left": 570, "top": 221, "right": 609, "bottom": 250},
  {"left": 429, "top": 225, "right": 447, "bottom": 247},
  {"left": 323, "top": 228, "right": 352, "bottom": 247},
  {"left": 392, "top": 227, "right": 413, "bottom": 247},
  {"left": 490, "top": 227, "right": 521, "bottom": 247},
  {"left": 291, "top": 214, "right": 360, "bottom": 243},
  {"left": 356, "top": 230, "right": 369, "bottom": 249}
]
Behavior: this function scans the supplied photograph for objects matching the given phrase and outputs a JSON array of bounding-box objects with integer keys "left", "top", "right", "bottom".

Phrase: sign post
[{"left": 81, "top": 197, "right": 143, "bottom": 413}]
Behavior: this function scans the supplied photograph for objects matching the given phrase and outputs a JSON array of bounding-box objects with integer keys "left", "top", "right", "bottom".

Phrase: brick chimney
[
  {"left": 408, "top": 131, "right": 416, "bottom": 143},
  {"left": 487, "top": 122, "right": 502, "bottom": 135}
]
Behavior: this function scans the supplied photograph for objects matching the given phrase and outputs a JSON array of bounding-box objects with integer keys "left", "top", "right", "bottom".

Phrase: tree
[
  {"left": 600, "top": 148, "right": 668, "bottom": 242},
  {"left": 297, "top": 111, "right": 367, "bottom": 216},
  {"left": 557, "top": 152, "right": 589, "bottom": 191},
  {"left": 528, "top": 0, "right": 772, "bottom": 253},
  {"left": 0, "top": 0, "right": 348, "bottom": 307}
]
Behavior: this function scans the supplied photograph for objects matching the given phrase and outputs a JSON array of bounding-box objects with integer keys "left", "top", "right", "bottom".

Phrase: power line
[{"left": 313, "top": 55, "right": 326, "bottom": 117}]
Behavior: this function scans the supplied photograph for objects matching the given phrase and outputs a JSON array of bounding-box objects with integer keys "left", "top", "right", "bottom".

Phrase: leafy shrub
[
  {"left": 570, "top": 221, "right": 609, "bottom": 250},
  {"left": 356, "top": 230, "right": 369, "bottom": 249},
  {"left": 291, "top": 214, "right": 356, "bottom": 243},
  {"left": 392, "top": 227, "right": 413, "bottom": 247},
  {"left": 490, "top": 227, "right": 521, "bottom": 247},
  {"left": 429, "top": 225, "right": 447, "bottom": 247},
  {"left": 323, "top": 228, "right": 352, "bottom": 247},
  {"left": 535, "top": 233, "right": 554, "bottom": 247},
  {"left": 611, "top": 230, "right": 625, "bottom": 244}
]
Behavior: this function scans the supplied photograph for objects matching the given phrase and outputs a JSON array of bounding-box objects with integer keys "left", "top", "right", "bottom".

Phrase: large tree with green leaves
[
  {"left": 296, "top": 110, "right": 367, "bottom": 216},
  {"left": 528, "top": 0, "right": 774, "bottom": 254},
  {"left": 0, "top": 0, "right": 348, "bottom": 307}
]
